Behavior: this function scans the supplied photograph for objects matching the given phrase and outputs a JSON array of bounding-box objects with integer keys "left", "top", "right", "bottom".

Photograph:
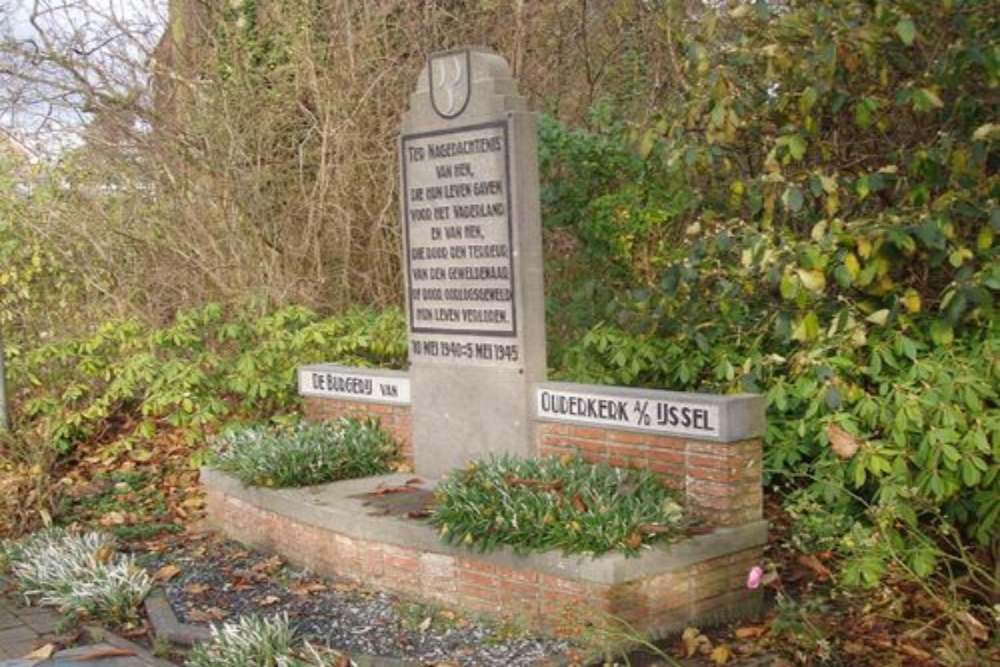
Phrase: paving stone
[
  {"left": 0, "top": 610, "right": 19, "bottom": 631},
  {"left": 0, "top": 625, "right": 37, "bottom": 647},
  {"left": 11, "top": 608, "right": 59, "bottom": 635}
]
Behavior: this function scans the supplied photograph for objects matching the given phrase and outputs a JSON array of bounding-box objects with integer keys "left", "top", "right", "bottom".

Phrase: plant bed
[
  {"left": 208, "top": 417, "right": 399, "bottom": 488},
  {"left": 431, "top": 455, "right": 687, "bottom": 556},
  {"left": 201, "top": 467, "right": 767, "bottom": 644},
  {"left": 139, "top": 531, "right": 575, "bottom": 666}
]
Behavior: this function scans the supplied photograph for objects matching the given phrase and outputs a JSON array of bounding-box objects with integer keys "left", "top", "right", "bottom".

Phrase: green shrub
[
  {"left": 431, "top": 455, "right": 685, "bottom": 556},
  {"left": 541, "top": 0, "right": 998, "bottom": 588},
  {"left": 9, "top": 528, "right": 151, "bottom": 625},
  {"left": 209, "top": 418, "right": 398, "bottom": 487},
  {"left": 5, "top": 303, "right": 406, "bottom": 455}
]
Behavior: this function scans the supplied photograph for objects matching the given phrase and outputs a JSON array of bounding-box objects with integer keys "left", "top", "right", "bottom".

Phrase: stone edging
[
  {"left": 201, "top": 468, "right": 768, "bottom": 586},
  {"left": 143, "top": 591, "right": 211, "bottom": 647}
]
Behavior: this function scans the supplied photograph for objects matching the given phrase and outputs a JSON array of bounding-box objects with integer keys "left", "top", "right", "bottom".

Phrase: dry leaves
[
  {"left": 152, "top": 563, "right": 181, "bottom": 581},
  {"left": 826, "top": 424, "right": 860, "bottom": 459},
  {"left": 289, "top": 582, "right": 329, "bottom": 596},
  {"left": 681, "top": 626, "right": 712, "bottom": 657},
  {"left": 709, "top": 644, "right": 732, "bottom": 665},
  {"left": 187, "top": 606, "right": 229, "bottom": 623},
  {"left": 796, "top": 553, "right": 833, "bottom": 580},
  {"left": 22, "top": 644, "right": 56, "bottom": 661}
]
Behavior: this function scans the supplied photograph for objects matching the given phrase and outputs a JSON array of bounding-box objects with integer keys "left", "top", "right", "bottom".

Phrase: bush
[
  {"left": 5, "top": 303, "right": 406, "bottom": 454},
  {"left": 541, "top": 0, "right": 998, "bottom": 589},
  {"left": 8, "top": 528, "right": 151, "bottom": 625},
  {"left": 209, "top": 418, "right": 398, "bottom": 488},
  {"left": 431, "top": 455, "right": 685, "bottom": 556}
]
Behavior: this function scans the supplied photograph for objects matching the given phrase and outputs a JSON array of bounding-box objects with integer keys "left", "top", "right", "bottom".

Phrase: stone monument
[
  {"left": 209, "top": 47, "right": 768, "bottom": 643},
  {"left": 398, "top": 48, "right": 546, "bottom": 478}
]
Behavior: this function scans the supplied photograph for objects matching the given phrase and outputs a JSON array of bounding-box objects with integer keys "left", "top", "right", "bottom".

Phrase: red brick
[
  {"left": 456, "top": 557, "right": 497, "bottom": 574},
  {"left": 606, "top": 444, "right": 651, "bottom": 460},
  {"left": 568, "top": 426, "right": 605, "bottom": 439},
  {"left": 646, "top": 460, "right": 685, "bottom": 477},
  {"left": 647, "top": 447, "right": 685, "bottom": 463},
  {"left": 605, "top": 430, "right": 651, "bottom": 445},
  {"left": 457, "top": 570, "right": 498, "bottom": 588},
  {"left": 686, "top": 454, "right": 730, "bottom": 469},
  {"left": 687, "top": 480, "right": 735, "bottom": 498}
]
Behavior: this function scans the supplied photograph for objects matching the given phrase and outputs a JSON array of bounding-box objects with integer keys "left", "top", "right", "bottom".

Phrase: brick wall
[
  {"left": 537, "top": 423, "right": 762, "bottom": 527},
  {"left": 303, "top": 396, "right": 413, "bottom": 467},
  {"left": 206, "top": 489, "right": 763, "bottom": 640}
]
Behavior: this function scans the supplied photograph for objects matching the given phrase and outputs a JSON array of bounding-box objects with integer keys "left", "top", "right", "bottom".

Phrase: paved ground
[{"left": 0, "top": 588, "right": 172, "bottom": 666}]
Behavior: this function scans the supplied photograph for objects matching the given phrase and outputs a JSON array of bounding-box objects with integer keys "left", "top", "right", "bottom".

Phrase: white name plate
[
  {"left": 298, "top": 364, "right": 410, "bottom": 406},
  {"left": 535, "top": 382, "right": 765, "bottom": 442}
]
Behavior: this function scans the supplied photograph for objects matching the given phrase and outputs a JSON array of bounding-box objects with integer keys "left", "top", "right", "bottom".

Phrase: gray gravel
[{"left": 139, "top": 533, "right": 576, "bottom": 666}]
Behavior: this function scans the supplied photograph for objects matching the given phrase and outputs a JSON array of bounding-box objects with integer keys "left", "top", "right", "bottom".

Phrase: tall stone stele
[{"left": 399, "top": 48, "right": 545, "bottom": 478}]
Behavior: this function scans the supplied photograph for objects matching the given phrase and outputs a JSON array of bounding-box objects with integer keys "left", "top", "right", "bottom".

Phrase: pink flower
[{"left": 746, "top": 566, "right": 764, "bottom": 589}]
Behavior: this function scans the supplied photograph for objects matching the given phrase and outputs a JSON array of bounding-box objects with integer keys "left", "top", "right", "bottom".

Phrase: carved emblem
[{"left": 428, "top": 50, "right": 471, "bottom": 120}]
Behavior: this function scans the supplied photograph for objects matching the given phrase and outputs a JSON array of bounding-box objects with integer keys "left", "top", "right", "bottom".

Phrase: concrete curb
[{"left": 142, "top": 593, "right": 210, "bottom": 647}]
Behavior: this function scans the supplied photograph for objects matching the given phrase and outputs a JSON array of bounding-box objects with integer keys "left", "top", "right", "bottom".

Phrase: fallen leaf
[
  {"left": 71, "top": 647, "right": 136, "bottom": 661},
  {"left": 957, "top": 610, "right": 988, "bottom": 642},
  {"left": 898, "top": 643, "right": 933, "bottom": 661},
  {"left": 184, "top": 583, "right": 210, "bottom": 595},
  {"left": 152, "top": 564, "right": 181, "bottom": 581},
  {"left": 99, "top": 510, "right": 127, "bottom": 526},
  {"left": 258, "top": 595, "right": 281, "bottom": 606},
  {"left": 681, "top": 626, "right": 711, "bottom": 657},
  {"left": 22, "top": 644, "right": 56, "bottom": 660},
  {"left": 796, "top": 553, "right": 832, "bottom": 580},
  {"left": 187, "top": 607, "right": 229, "bottom": 623},
  {"left": 418, "top": 616, "right": 433, "bottom": 632},
  {"left": 572, "top": 494, "right": 587, "bottom": 513},
  {"left": 735, "top": 625, "right": 768, "bottom": 639},
  {"left": 405, "top": 510, "right": 431, "bottom": 519},
  {"left": 826, "top": 424, "right": 860, "bottom": 459},
  {"left": 625, "top": 533, "right": 643, "bottom": 550},
  {"left": 368, "top": 484, "right": 419, "bottom": 496},
  {"left": 289, "top": 582, "right": 329, "bottom": 596},
  {"left": 250, "top": 555, "right": 283, "bottom": 575},
  {"left": 404, "top": 477, "right": 424, "bottom": 486},
  {"left": 710, "top": 644, "right": 732, "bottom": 665}
]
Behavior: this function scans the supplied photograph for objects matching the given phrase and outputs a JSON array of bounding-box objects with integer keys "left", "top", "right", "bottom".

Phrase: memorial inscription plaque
[
  {"left": 400, "top": 48, "right": 546, "bottom": 476},
  {"left": 402, "top": 122, "right": 516, "bottom": 346}
]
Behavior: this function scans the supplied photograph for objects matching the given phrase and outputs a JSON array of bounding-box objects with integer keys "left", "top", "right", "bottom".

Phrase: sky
[{"left": 1, "top": 0, "right": 166, "bottom": 154}]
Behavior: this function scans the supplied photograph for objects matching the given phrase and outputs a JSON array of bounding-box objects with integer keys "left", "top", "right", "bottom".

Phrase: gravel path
[{"left": 138, "top": 533, "right": 576, "bottom": 666}]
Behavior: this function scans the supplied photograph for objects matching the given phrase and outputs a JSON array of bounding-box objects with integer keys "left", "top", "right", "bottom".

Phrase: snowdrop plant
[
  {"left": 186, "top": 614, "right": 351, "bottom": 667},
  {"left": 209, "top": 418, "right": 397, "bottom": 487},
  {"left": 9, "top": 528, "right": 151, "bottom": 624}
]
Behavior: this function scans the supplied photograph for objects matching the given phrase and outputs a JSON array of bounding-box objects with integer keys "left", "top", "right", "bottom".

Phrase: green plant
[
  {"left": 9, "top": 528, "right": 151, "bottom": 625},
  {"left": 431, "top": 455, "right": 685, "bottom": 556},
  {"left": 186, "top": 613, "right": 346, "bottom": 667},
  {"left": 6, "top": 303, "right": 405, "bottom": 455},
  {"left": 209, "top": 417, "right": 398, "bottom": 488},
  {"left": 541, "top": 0, "right": 998, "bottom": 591}
]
